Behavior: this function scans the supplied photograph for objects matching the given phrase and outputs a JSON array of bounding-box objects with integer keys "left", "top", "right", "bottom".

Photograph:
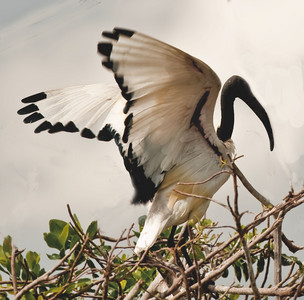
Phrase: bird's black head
[{"left": 217, "top": 75, "right": 274, "bottom": 151}]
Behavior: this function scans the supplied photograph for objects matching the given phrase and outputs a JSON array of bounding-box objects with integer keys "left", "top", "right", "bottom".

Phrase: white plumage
[{"left": 18, "top": 28, "right": 274, "bottom": 255}]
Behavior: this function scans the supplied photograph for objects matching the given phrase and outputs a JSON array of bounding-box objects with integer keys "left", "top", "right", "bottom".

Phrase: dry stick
[
  {"left": 277, "top": 262, "right": 296, "bottom": 288},
  {"left": 206, "top": 284, "right": 304, "bottom": 296},
  {"left": 14, "top": 242, "right": 79, "bottom": 300},
  {"left": 188, "top": 224, "right": 202, "bottom": 300},
  {"left": 177, "top": 170, "right": 232, "bottom": 186},
  {"left": 217, "top": 281, "right": 236, "bottom": 300},
  {"left": 67, "top": 205, "right": 108, "bottom": 267},
  {"left": 232, "top": 162, "right": 283, "bottom": 295},
  {"left": 273, "top": 221, "right": 283, "bottom": 300},
  {"left": 102, "top": 229, "right": 126, "bottom": 300},
  {"left": 261, "top": 244, "right": 272, "bottom": 289},
  {"left": 232, "top": 163, "right": 273, "bottom": 208},
  {"left": 293, "top": 274, "right": 304, "bottom": 300},
  {"left": 68, "top": 234, "right": 90, "bottom": 282},
  {"left": 172, "top": 189, "right": 229, "bottom": 210},
  {"left": 124, "top": 279, "right": 144, "bottom": 300},
  {"left": 230, "top": 172, "right": 261, "bottom": 300},
  {"left": 11, "top": 246, "right": 18, "bottom": 295}
]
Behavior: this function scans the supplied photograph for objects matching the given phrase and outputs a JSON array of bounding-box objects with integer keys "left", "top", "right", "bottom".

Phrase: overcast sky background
[{"left": 1, "top": 0, "right": 304, "bottom": 264}]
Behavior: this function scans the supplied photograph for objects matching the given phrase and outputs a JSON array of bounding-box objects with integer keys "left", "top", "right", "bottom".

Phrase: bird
[{"left": 18, "top": 28, "right": 274, "bottom": 255}]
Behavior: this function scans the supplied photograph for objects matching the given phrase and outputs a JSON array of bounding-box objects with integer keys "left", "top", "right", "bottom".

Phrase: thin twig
[
  {"left": 230, "top": 172, "right": 261, "bottom": 300},
  {"left": 177, "top": 170, "right": 232, "bottom": 186},
  {"left": 293, "top": 274, "right": 304, "bottom": 300},
  {"left": 124, "top": 279, "right": 144, "bottom": 300},
  {"left": 188, "top": 224, "right": 202, "bottom": 299},
  {"left": 11, "top": 246, "right": 18, "bottom": 295},
  {"left": 172, "top": 189, "right": 229, "bottom": 210},
  {"left": 232, "top": 162, "right": 273, "bottom": 208}
]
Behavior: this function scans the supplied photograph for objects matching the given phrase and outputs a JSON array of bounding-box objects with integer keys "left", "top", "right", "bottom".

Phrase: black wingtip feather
[
  {"left": 98, "top": 42, "right": 113, "bottom": 57},
  {"left": 122, "top": 114, "right": 133, "bottom": 143},
  {"left": 102, "top": 60, "right": 114, "bottom": 70},
  {"left": 123, "top": 101, "right": 134, "bottom": 114},
  {"left": 22, "top": 92, "right": 47, "bottom": 103},
  {"left": 34, "top": 121, "right": 52, "bottom": 133},
  {"left": 48, "top": 122, "right": 65, "bottom": 133},
  {"left": 113, "top": 28, "right": 135, "bottom": 37},
  {"left": 114, "top": 75, "right": 124, "bottom": 86},
  {"left": 65, "top": 121, "right": 79, "bottom": 133},
  {"left": 97, "top": 125, "right": 114, "bottom": 141},
  {"left": 81, "top": 128, "right": 96, "bottom": 139},
  {"left": 24, "top": 112, "right": 44, "bottom": 124},
  {"left": 102, "top": 31, "right": 119, "bottom": 40},
  {"left": 17, "top": 104, "right": 39, "bottom": 115}
]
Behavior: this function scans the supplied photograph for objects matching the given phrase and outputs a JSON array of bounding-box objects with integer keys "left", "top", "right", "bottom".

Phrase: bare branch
[
  {"left": 10, "top": 246, "right": 18, "bottom": 295},
  {"left": 232, "top": 162, "right": 273, "bottom": 208}
]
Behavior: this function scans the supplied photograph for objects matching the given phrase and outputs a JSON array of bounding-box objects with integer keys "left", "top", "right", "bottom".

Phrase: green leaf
[
  {"left": 46, "top": 253, "right": 62, "bottom": 260},
  {"left": 77, "top": 278, "right": 91, "bottom": 287},
  {"left": 49, "top": 219, "right": 68, "bottom": 235},
  {"left": 22, "top": 291, "right": 36, "bottom": 300},
  {"left": 257, "top": 254, "right": 265, "bottom": 273},
  {"left": 138, "top": 215, "right": 147, "bottom": 228},
  {"left": 43, "top": 233, "right": 62, "bottom": 250},
  {"left": 281, "top": 254, "right": 292, "bottom": 266},
  {"left": 69, "top": 234, "right": 80, "bottom": 250},
  {"left": 72, "top": 214, "right": 83, "bottom": 232},
  {"left": 229, "top": 294, "right": 240, "bottom": 300},
  {"left": 58, "top": 223, "right": 70, "bottom": 248},
  {"left": 141, "top": 268, "right": 156, "bottom": 284},
  {"left": 0, "top": 246, "right": 8, "bottom": 266},
  {"left": 86, "top": 221, "right": 98, "bottom": 239},
  {"left": 65, "top": 282, "right": 77, "bottom": 294},
  {"left": 3, "top": 236, "right": 12, "bottom": 256},
  {"left": 222, "top": 268, "right": 229, "bottom": 278},
  {"left": 233, "top": 261, "right": 242, "bottom": 282},
  {"left": 241, "top": 260, "right": 249, "bottom": 281},
  {"left": 133, "top": 268, "right": 142, "bottom": 281},
  {"left": 193, "top": 245, "right": 205, "bottom": 260},
  {"left": 26, "top": 251, "right": 40, "bottom": 271},
  {"left": 87, "top": 259, "right": 96, "bottom": 269},
  {"left": 0, "top": 263, "right": 10, "bottom": 275},
  {"left": 120, "top": 279, "right": 127, "bottom": 290},
  {"left": 44, "top": 286, "right": 62, "bottom": 296}
]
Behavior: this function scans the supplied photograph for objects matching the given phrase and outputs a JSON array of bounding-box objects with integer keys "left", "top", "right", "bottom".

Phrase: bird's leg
[
  {"left": 179, "top": 225, "right": 201, "bottom": 299},
  {"left": 167, "top": 225, "right": 177, "bottom": 248},
  {"left": 179, "top": 225, "right": 193, "bottom": 269}
]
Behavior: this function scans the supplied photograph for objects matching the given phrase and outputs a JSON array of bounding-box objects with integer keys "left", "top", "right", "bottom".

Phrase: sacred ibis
[{"left": 18, "top": 28, "right": 274, "bottom": 255}]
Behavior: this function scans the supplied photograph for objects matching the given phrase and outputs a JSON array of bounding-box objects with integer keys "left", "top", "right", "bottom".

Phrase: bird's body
[{"left": 18, "top": 28, "right": 273, "bottom": 255}]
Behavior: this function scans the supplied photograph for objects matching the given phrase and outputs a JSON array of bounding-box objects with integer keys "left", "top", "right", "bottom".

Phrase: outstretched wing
[
  {"left": 18, "top": 84, "right": 123, "bottom": 138},
  {"left": 97, "top": 28, "right": 222, "bottom": 203},
  {"left": 18, "top": 28, "right": 222, "bottom": 205}
]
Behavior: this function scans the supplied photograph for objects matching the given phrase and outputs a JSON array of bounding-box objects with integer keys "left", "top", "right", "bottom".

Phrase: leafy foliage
[{"left": 0, "top": 189, "right": 304, "bottom": 299}]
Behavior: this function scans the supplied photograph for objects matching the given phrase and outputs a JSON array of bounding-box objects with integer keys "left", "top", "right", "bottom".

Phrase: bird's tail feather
[{"left": 134, "top": 213, "right": 168, "bottom": 255}]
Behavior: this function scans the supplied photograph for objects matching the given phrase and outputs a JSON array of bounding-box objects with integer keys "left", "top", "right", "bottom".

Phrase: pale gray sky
[{"left": 1, "top": 0, "right": 304, "bottom": 261}]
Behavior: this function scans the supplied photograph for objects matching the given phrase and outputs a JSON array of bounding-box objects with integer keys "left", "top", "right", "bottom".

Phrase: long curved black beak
[{"left": 217, "top": 75, "right": 274, "bottom": 151}]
